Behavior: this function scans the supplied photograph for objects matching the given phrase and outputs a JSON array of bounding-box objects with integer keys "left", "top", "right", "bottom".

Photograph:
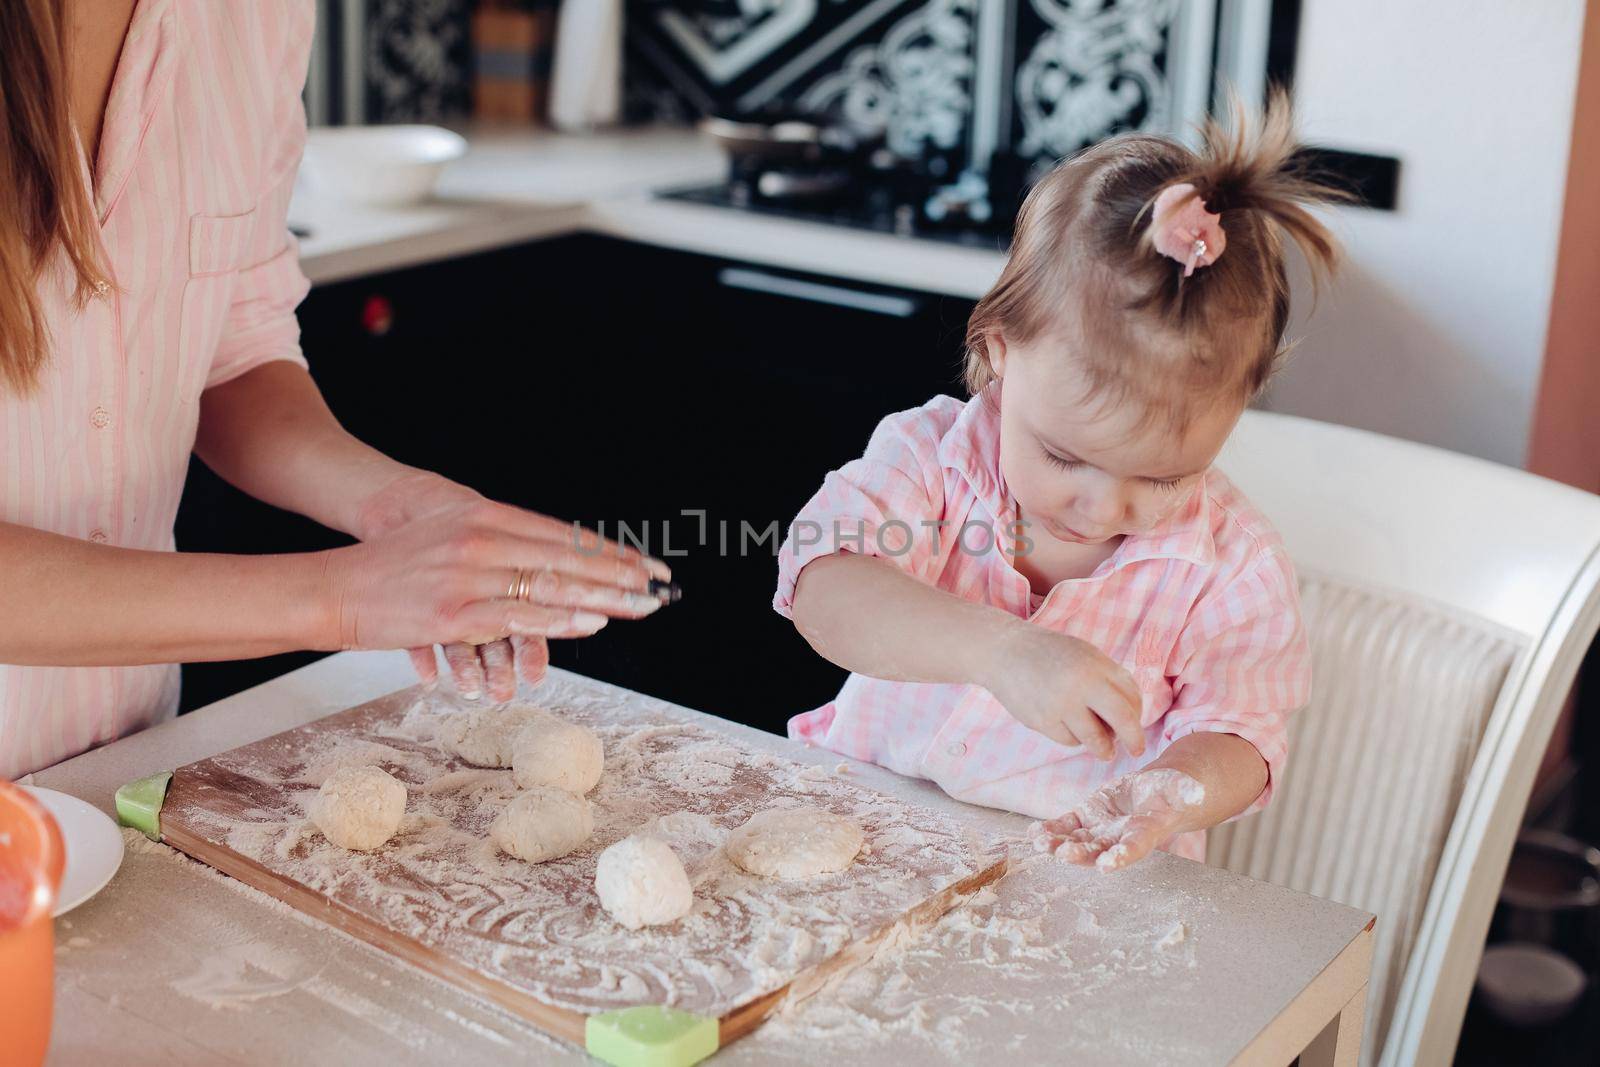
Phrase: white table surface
[
  {"left": 37, "top": 650, "right": 1374, "bottom": 1065},
  {"left": 291, "top": 125, "right": 1009, "bottom": 298}
]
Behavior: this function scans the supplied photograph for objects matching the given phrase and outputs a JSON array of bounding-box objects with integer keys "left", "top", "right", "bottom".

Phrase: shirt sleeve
[
  {"left": 1159, "top": 547, "right": 1311, "bottom": 816},
  {"left": 772, "top": 404, "right": 952, "bottom": 619},
  {"left": 204, "top": 2, "right": 315, "bottom": 391}
]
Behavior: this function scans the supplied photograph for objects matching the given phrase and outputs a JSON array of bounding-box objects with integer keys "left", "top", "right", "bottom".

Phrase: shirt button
[
  {"left": 946, "top": 742, "right": 967, "bottom": 758},
  {"left": 90, "top": 406, "right": 111, "bottom": 429},
  {"left": 88, "top": 529, "right": 108, "bottom": 544}
]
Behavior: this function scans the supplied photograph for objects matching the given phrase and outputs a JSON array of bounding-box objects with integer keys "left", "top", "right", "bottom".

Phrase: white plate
[{"left": 22, "top": 786, "right": 125, "bottom": 917}]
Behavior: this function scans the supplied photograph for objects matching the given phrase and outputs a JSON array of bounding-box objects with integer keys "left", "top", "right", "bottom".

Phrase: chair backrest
[{"left": 1209, "top": 410, "right": 1600, "bottom": 1067}]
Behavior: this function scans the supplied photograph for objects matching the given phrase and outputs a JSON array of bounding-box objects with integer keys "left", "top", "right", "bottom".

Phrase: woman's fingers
[
  {"left": 443, "top": 642, "right": 487, "bottom": 701},
  {"left": 473, "top": 533, "right": 667, "bottom": 598},
  {"left": 408, "top": 646, "right": 439, "bottom": 687},
  {"left": 513, "top": 634, "right": 549, "bottom": 687},
  {"left": 480, "top": 639, "right": 516, "bottom": 703},
  {"left": 474, "top": 503, "right": 672, "bottom": 582},
  {"left": 471, "top": 566, "right": 666, "bottom": 619},
  {"left": 452, "top": 598, "right": 609, "bottom": 644}
]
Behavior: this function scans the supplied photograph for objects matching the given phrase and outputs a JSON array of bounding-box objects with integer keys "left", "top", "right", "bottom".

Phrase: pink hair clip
[{"left": 1150, "top": 183, "right": 1226, "bottom": 277}]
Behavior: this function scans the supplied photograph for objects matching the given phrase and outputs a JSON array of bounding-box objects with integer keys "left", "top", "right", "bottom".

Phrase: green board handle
[
  {"left": 115, "top": 771, "right": 172, "bottom": 840},
  {"left": 585, "top": 1005, "right": 719, "bottom": 1067}
]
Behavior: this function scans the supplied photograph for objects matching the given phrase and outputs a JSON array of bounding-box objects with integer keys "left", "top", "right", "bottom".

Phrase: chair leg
[{"left": 1300, "top": 984, "right": 1368, "bottom": 1067}]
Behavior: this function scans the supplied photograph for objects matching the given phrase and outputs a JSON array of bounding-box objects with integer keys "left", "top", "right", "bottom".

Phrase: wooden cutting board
[{"left": 157, "top": 672, "right": 1008, "bottom": 1058}]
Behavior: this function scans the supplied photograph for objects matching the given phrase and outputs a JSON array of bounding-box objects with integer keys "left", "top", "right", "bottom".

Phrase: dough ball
[
  {"left": 440, "top": 703, "right": 552, "bottom": 767},
  {"left": 512, "top": 717, "right": 604, "bottom": 793},
  {"left": 726, "top": 806, "right": 865, "bottom": 879},
  {"left": 491, "top": 786, "right": 594, "bottom": 863},
  {"left": 309, "top": 766, "right": 406, "bottom": 851},
  {"left": 594, "top": 835, "right": 693, "bottom": 930}
]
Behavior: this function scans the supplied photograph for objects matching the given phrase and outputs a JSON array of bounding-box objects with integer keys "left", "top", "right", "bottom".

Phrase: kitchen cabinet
[{"left": 176, "top": 235, "right": 974, "bottom": 732}]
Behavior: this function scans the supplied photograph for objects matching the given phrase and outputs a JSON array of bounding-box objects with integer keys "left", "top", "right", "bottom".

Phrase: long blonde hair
[
  {"left": 965, "top": 91, "right": 1344, "bottom": 427},
  {"left": 0, "top": 0, "right": 106, "bottom": 395}
]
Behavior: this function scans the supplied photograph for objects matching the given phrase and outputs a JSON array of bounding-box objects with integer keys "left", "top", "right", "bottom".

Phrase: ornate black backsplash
[
  {"left": 1010, "top": 0, "right": 1180, "bottom": 163},
  {"left": 627, "top": 0, "right": 1215, "bottom": 171},
  {"left": 365, "top": 0, "right": 474, "bottom": 123}
]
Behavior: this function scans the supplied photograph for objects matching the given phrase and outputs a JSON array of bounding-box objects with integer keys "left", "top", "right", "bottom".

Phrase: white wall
[{"left": 1263, "top": 0, "right": 1586, "bottom": 467}]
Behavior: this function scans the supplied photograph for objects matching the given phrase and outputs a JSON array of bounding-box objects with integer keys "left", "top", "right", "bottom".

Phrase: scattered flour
[{"left": 166, "top": 675, "right": 991, "bottom": 1018}]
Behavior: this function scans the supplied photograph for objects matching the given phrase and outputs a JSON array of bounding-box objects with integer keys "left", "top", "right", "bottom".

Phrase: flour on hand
[
  {"left": 490, "top": 786, "right": 594, "bottom": 863},
  {"left": 439, "top": 703, "right": 553, "bottom": 768},
  {"left": 594, "top": 834, "right": 694, "bottom": 929},
  {"left": 308, "top": 765, "right": 406, "bottom": 851},
  {"left": 726, "top": 806, "right": 865, "bottom": 879},
  {"left": 512, "top": 716, "right": 604, "bottom": 793}
]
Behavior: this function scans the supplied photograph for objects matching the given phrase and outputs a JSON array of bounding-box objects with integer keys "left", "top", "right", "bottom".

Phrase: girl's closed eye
[
  {"left": 1041, "top": 446, "right": 1085, "bottom": 472},
  {"left": 1041, "top": 444, "right": 1188, "bottom": 493}
]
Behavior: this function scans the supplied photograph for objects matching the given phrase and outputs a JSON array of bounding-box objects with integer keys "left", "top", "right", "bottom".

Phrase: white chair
[{"left": 1207, "top": 410, "right": 1600, "bottom": 1067}]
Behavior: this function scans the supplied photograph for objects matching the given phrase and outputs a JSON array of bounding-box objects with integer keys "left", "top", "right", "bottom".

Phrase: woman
[{"left": 0, "top": 0, "right": 668, "bottom": 779}]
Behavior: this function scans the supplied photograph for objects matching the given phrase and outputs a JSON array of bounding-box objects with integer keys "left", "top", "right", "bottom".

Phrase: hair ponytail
[
  {"left": 966, "top": 89, "right": 1345, "bottom": 414},
  {"left": 0, "top": 0, "right": 107, "bottom": 395}
]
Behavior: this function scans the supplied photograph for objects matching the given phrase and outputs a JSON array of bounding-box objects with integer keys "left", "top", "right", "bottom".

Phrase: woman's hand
[
  {"left": 338, "top": 471, "right": 669, "bottom": 702},
  {"left": 980, "top": 624, "right": 1144, "bottom": 760},
  {"left": 1032, "top": 767, "right": 1207, "bottom": 872}
]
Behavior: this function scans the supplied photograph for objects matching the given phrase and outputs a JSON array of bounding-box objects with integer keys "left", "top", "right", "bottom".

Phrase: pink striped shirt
[
  {"left": 773, "top": 391, "right": 1312, "bottom": 861},
  {"left": 1, "top": 1, "right": 314, "bottom": 778}
]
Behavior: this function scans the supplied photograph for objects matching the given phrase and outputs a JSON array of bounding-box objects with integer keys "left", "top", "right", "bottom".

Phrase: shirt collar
[
  {"left": 92, "top": 0, "right": 178, "bottom": 222},
  {"left": 937, "top": 383, "right": 1217, "bottom": 573}
]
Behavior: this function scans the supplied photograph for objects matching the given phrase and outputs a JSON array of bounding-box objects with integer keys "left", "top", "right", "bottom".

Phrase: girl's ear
[{"left": 985, "top": 332, "right": 1008, "bottom": 380}]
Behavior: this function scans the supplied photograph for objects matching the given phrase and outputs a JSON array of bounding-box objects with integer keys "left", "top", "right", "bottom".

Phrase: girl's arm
[
  {"left": 792, "top": 552, "right": 1144, "bottom": 758},
  {"left": 1034, "top": 732, "right": 1268, "bottom": 872}
]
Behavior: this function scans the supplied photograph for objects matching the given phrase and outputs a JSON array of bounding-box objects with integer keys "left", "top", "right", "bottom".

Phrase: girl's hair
[
  {"left": 964, "top": 91, "right": 1343, "bottom": 428},
  {"left": 0, "top": 0, "right": 106, "bottom": 395}
]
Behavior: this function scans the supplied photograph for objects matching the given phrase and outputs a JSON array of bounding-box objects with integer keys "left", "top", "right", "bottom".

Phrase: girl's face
[{"left": 988, "top": 333, "right": 1242, "bottom": 547}]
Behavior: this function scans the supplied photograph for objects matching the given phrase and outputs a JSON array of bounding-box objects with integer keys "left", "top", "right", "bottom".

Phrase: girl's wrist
[{"left": 968, "top": 609, "right": 1031, "bottom": 693}]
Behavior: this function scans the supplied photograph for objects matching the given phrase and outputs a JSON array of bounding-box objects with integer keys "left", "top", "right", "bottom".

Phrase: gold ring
[{"left": 509, "top": 568, "right": 533, "bottom": 600}]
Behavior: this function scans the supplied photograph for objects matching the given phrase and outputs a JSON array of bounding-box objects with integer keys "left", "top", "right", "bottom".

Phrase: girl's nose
[{"left": 1075, "top": 490, "right": 1125, "bottom": 527}]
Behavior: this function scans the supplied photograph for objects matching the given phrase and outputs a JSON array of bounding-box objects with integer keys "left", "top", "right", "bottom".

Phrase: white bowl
[{"left": 303, "top": 125, "right": 467, "bottom": 207}]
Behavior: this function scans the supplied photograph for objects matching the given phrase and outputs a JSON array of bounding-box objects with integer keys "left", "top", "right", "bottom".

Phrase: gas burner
[{"left": 669, "top": 114, "right": 1019, "bottom": 250}]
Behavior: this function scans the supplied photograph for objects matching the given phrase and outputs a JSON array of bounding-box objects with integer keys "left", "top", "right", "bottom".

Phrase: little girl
[{"left": 773, "top": 96, "right": 1339, "bottom": 872}]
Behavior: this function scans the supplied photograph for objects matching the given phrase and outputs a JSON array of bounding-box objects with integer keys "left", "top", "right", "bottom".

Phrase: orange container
[{"left": 0, "top": 782, "right": 65, "bottom": 1067}]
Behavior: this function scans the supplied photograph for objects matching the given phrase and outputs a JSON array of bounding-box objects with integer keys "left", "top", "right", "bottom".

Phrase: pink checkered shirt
[{"left": 773, "top": 390, "right": 1311, "bottom": 861}]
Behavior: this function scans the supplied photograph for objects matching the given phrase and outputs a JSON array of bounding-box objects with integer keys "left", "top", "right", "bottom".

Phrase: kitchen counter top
[
  {"left": 38, "top": 652, "right": 1374, "bottom": 1065},
  {"left": 292, "top": 126, "right": 1008, "bottom": 297}
]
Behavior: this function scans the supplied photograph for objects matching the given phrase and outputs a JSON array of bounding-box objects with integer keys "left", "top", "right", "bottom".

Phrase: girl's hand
[
  {"left": 1032, "top": 768, "right": 1207, "bottom": 872},
  {"left": 981, "top": 624, "right": 1144, "bottom": 760},
  {"left": 337, "top": 471, "right": 670, "bottom": 702}
]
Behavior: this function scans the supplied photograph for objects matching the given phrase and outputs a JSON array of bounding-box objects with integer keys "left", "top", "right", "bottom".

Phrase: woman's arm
[
  {"left": 0, "top": 521, "right": 335, "bottom": 665},
  {"left": 192, "top": 361, "right": 668, "bottom": 702},
  {"left": 0, "top": 494, "right": 657, "bottom": 667},
  {"left": 194, "top": 360, "right": 422, "bottom": 539},
  {"left": 792, "top": 552, "right": 1143, "bottom": 757}
]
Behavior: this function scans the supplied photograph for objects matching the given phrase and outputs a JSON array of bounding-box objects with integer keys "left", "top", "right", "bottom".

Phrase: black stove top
[{"left": 659, "top": 166, "right": 1017, "bottom": 253}]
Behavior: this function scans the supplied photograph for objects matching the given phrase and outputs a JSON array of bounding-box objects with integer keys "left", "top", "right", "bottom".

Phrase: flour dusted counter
[{"left": 38, "top": 652, "right": 1374, "bottom": 1065}]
